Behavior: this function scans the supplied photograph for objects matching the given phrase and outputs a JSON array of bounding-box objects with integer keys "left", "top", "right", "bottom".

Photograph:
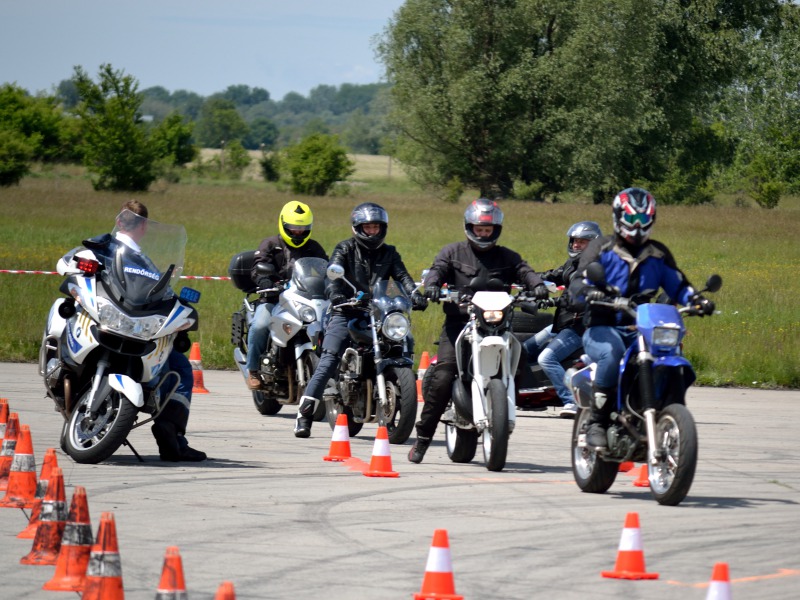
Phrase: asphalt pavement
[{"left": 0, "top": 362, "right": 798, "bottom": 599}]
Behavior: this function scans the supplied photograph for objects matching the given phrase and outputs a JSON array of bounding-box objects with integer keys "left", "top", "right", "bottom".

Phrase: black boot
[
  {"left": 152, "top": 420, "right": 181, "bottom": 461},
  {"left": 407, "top": 436, "right": 432, "bottom": 463},
  {"left": 585, "top": 385, "right": 614, "bottom": 448},
  {"left": 294, "top": 396, "right": 316, "bottom": 438}
]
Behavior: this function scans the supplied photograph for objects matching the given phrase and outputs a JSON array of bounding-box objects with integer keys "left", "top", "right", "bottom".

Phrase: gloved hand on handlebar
[
  {"left": 424, "top": 285, "right": 441, "bottom": 303},
  {"left": 329, "top": 293, "right": 348, "bottom": 307},
  {"left": 411, "top": 291, "right": 428, "bottom": 310},
  {"left": 692, "top": 295, "right": 715, "bottom": 316},
  {"left": 585, "top": 288, "right": 606, "bottom": 303},
  {"left": 527, "top": 284, "right": 549, "bottom": 301}
]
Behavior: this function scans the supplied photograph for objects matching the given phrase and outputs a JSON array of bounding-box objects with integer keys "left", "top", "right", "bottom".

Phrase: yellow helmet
[{"left": 279, "top": 201, "right": 313, "bottom": 248}]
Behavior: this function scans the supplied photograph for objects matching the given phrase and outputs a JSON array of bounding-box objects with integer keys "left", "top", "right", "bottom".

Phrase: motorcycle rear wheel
[
  {"left": 445, "top": 423, "right": 478, "bottom": 463},
  {"left": 483, "top": 379, "right": 509, "bottom": 472},
  {"left": 63, "top": 385, "right": 138, "bottom": 464},
  {"left": 325, "top": 400, "right": 363, "bottom": 437},
  {"left": 649, "top": 403, "right": 698, "bottom": 506},
  {"left": 297, "top": 352, "right": 327, "bottom": 422},
  {"left": 252, "top": 390, "right": 282, "bottom": 415},
  {"left": 571, "top": 408, "right": 618, "bottom": 493}
]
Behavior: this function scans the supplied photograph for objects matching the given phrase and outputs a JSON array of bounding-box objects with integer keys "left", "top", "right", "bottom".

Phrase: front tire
[
  {"left": 649, "top": 404, "right": 698, "bottom": 506},
  {"left": 63, "top": 384, "right": 138, "bottom": 464},
  {"left": 383, "top": 367, "right": 417, "bottom": 444},
  {"left": 445, "top": 423, "right": 478, "bottom": 463},
  {"left": 483, "top": 379, "right": 509, "bottom": 471},
  {"left": 571, "top": 408, "right": 618, "bottom": 493}
]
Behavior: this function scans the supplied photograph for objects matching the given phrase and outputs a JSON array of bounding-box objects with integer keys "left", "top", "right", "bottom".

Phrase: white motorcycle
[
  {"left": 40, "top": 216, "right": 200, "bottom": 464},
  {"left": 438, "top": 277, "right": 539, "bottom": 471},
  {"left": 230, "top": 254, "right": 329, "bottom": 419}
]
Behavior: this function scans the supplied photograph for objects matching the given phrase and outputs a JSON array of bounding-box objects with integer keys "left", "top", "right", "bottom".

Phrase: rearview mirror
[{"left": 326, "top": 264, "right": 344, "bottom": 280}]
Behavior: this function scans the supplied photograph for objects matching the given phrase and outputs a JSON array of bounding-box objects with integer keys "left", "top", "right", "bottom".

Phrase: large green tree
[
  {"left": 377, "top": 0, "right": 778, "bottom": 198},
  {"left": 194, "top": 98, "right": 249, "bottom": 147}
]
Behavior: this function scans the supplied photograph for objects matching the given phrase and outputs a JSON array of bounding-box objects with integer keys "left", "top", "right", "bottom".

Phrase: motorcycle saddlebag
[{"left": 228, "top": 250, "right": 258, "bottom": 293}]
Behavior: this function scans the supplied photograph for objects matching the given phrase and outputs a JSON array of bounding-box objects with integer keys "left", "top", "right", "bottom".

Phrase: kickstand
[{"left": 122, "top": 439, "right": 145, "bottom": 462}]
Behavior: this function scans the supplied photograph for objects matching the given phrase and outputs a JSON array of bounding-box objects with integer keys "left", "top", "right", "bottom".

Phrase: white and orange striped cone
[
  {"left": 0, "top": 411, "right": 20, "bottom": 491},
  {"left": 323, "top": 413, "right": 352, "bottom": 462},
  {"left": 215, "top": 581, "right": 237, "bottom": 599},
  {"left": 0, "top": 399, "right": 8, "bottom": 439},
  {"left": 20, "top": 466, "right": 67, "bottom": 565},
  {"left": 705, "top": 562, "right": 732, "bottom": 600},
  {"left": 82, "top": 512, "right": 125, "bottom": 600},
  {"left": 18, "top": 447, "right": 58, "bottom": 539},
  {"left": 154, "top": 546, "right": 188, "bottom": 599},
  {"left": 417, "top": 352, "right": 431, "bottom": 402},
  {"left": 42, "top": 486, "right": 93, "bottom": 592},
  {"left": 601, "top": 512, "right": 659, "bottom": 580},
  {"left": 0, "top": 424, "right": 37, "bottom": 508},
  {"left": 189, "top": 342, "right": 210, "bottom": 394},
  {"left": 413, "top": 529, "right": 463, "bottom": 600},
  {"left": 363, "top": 425, "right": 399, "bottom": 478}
]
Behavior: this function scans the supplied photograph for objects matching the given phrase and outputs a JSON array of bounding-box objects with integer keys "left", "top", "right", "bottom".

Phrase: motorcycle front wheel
[
  {"left": 571, "top": 408, "right": 618, "bottom": 493},
  {"left": 445, "top": 423, "right": 478, "bottom": 463},
  {"left": 649, "top": 403, "right": 698, "bottom": 506},
  {"left": 62, "top": 385, "right": 138, "bottom": 464},
  {"left": 483, "top": 378, "right": 509, "bottom": 471},
  {"left": 382, "top": 367, "right": 417, "bottom": 444}
]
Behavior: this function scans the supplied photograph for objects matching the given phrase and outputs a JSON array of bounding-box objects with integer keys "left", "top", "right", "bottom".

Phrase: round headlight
[
  {"left": 298, "top": 305, "right": 317, "bottom": 323},
  {"left": 382, "top": 312, "right": 410, "bottom": 341}
]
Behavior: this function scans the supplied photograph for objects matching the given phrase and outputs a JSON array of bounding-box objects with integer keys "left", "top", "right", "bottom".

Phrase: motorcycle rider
[
  {"left": 408, "top": 198, "right": 548, "bottom": 463},
  {"left": 523, "top": 221, "right": 602, "bottom": 418},
  {"left": 293, "top": 202, "right": 427, "bottom": 438},
  {"left": 569, "top": 188, "right": 715, "bottom": 448},
  {"left": 76, "top": 200, "right": 206, "bottom": 462},
  {"left": 245, "top": 200, "right": 328, "bottom": 390}
]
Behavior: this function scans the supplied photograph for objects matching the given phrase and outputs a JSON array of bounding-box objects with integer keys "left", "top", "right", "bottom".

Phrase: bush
[
  {"left": 752, "top": 180, "right": 782, "bottom": 209},
  {"left": 284, "top": 133, "right": 354, "bottom": 196},
  {"left": 259, "top": 152, "right": 281, "bottom": 182},
  {"left": 0, "top": 129, "right": 35, "bottom": 186},
  {"left": 512, "top": 180, "right": 545, "bottom": 201},
  {"left": 442, "top": 176, "right": 465, "bottom": 204}
]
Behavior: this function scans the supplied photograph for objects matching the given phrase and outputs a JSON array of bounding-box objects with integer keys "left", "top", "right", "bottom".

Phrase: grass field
[{"left": 1, "top": 158, "right": 798, "bottom": 389}]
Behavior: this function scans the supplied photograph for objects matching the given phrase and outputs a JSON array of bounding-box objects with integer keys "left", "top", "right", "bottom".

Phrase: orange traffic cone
[
  {"left": 0, "top": 411, "right": 20, "bottom": 491},
  {"left": 0, "top": 399, "right": 8, "bottom": 439},
  {"left": 82, "top": 512, "right": 125, "bottom": 600},
  {"left": 20, "top": 466, "right": 67, "bottom": 565},
  {"left": 18, "top": 447, "right": 58, "bottom": 538},
  {"left": 601, "top": 512, "right": 659, "bottom": 580},
  {"left": 0, "top": 424, "right": 37, "bottom": 508},
  {"left": 619, "top": 461, "right": 634, "bottom": 472},
  {"left": 189, "top": 342, "right": 210, "bottom": 394},
  {"left": 42, "top": 486, "right": 93, "bottom": 592},
  {"left": 705, "top": 562, "right": 732, "bottom": 600},
  {"left": 416, "top": 351, "right": 431, "bottom": 403},
  {"left": 363, "top": 425, "right": 399, "bottom": 478},
  {"left": 324, "top": 413, "right": 353, "bottom": 462},
  {"left": 414, "top": 529, "right": 464, "bottom": 600},
  {"left": 633, "top": 464, "right": 650, "bottom": 487},
  {"left": 155, "top": 546, "right": 188, "bottom": 599},
  {"left": 215, "top": 581, "right": 237, "bottom": 599}
]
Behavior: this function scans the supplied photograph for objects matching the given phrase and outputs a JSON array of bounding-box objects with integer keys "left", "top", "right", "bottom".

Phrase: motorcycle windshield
[
  {"left": 107, "top": 211, "right": 187, "bottom": 305},
  {"left": 289, "top": 257, "right": 328, "bottom": 299},
  {"left": 371, "top": 279, "right": 412, "bottom": 316}
]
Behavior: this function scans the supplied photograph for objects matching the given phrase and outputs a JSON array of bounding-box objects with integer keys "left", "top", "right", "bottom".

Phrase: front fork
[
  {"left": 369, "top": 312, "right": 389, "bottom": 426},
  {"left": 635, "top": 333, "right": 661, "bottom": 474}
]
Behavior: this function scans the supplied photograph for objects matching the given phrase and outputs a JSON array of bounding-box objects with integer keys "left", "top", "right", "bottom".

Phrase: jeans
[
  {"left": 581, "top": 325, "right": 637, "bottom": 390},
  {"left": 537, "top": 328, "right": 582, "bottom": 406},
  {"left": 303, "top": 313, "right": 351, "bottom": 401},
  {"left": 522, "top": 324, "right": 554, "bottom": 362},
  {"left": 246, "top": 302, "right": 275, "bottom": 372}
]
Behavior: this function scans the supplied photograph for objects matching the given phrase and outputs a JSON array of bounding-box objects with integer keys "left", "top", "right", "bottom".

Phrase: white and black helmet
[
  {"left": 464, "top": 198, "right": 503, "bottom": 251},
  {"left": 566, "top": 221, "right": 602, "bottom": 258},
  {"left": 351, "top": 202, "right": 388, "bottom": 250}
]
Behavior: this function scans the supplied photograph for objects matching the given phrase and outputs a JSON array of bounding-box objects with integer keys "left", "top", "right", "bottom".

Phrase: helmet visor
[{"left": 620, "top": 211, "right": 653, "bottom": 228}]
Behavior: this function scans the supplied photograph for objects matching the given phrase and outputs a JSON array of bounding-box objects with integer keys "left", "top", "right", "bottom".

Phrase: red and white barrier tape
[{"left": 0, "top": 269, "right": 231, "bottom": 281}]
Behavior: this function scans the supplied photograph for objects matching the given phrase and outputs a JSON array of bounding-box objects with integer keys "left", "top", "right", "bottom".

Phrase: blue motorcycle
[{"left": 566, "top": 263, "right": 722, "bottom": 506}]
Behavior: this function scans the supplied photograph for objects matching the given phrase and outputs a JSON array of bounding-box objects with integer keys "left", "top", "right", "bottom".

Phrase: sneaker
[
  {"left": 558, "top": 402, "right": 578, "bottom": 418},
  {"left": 246, "top": 371, "right": 262, "bottom": 390},
  {"left": 585, "top": 422, "right": 608, "bottom": 448},
  {"left": 407, "top": 436, "right": 431, "bottom": 463}
]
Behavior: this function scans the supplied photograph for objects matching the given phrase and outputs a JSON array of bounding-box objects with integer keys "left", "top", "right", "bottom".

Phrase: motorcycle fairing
[{"left": 108, "top": 374, "right": 144, "bottom": 407}]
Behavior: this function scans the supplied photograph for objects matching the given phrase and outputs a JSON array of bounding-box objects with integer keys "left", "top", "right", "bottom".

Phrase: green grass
[{"left": 1, "top": 161, "right": 798, "bottom": 389}]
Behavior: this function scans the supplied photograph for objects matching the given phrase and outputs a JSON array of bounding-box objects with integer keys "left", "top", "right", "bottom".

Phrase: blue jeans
[
  {"left": 246, "top": 302, "right": 275, "bottom": 372},
  {"left": 582, "top": 326, "right": 637, "bottom": 390},
  {"left": 537, "top": 328, "right": 582, "bottom": 405},
  {"left": 304, "top": 313, "right": 351, "bottom": 401},
  {"left": 522, "top": 324, "right": 554, "bottom": 361}
]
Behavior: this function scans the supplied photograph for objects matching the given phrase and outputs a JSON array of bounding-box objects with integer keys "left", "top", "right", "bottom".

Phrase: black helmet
[
  {"left": 566, "top": 221, "right": 602, "bottom": 258},
  {"left": 612, "top": 187, "right": 656, "bottom": 246},
  {"left": 464, "top": 198, "right": 503, "bottom": 251},
  {"left": 351, "top": 202, "right": 388, "bottom": 250}
]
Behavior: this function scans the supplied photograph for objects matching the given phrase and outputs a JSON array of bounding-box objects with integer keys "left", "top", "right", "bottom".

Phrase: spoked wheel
[
  {"left": 571, "top": 408, "right": 618, "bottom": 493},
  {"left": 445, "top": 422, "right": 478, "bottom": 463},
  {"left": 325, "top": 398, "right": 363, "bottom": 437},
  {"left": 297, "top": 352, "right": 326, "bottom": 422},
  {"left": 63, "top": 384, "right": 138, "bottom": 464},
  {"left": 483, "top": 379, "right": 509, "bottom": 472},
  {"left": 649, "top": 404, "right": 698, "bottom": 506},
  {"left": 381, "top": 367, "right": 417, "bottom": 444},
  {"left": 252, "top": 390, "right": 282, "bottom": 415}
]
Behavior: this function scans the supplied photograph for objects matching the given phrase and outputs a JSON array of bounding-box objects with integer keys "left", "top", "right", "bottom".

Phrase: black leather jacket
[
  {"left": 326, "top": 237, "right": 416, "bottom": 307},
  {"left": 251, "top": 235, "right": 328, "bottom": 302},
  {"left": 540, "top": 255, "right": 585, "bottom": 334}
]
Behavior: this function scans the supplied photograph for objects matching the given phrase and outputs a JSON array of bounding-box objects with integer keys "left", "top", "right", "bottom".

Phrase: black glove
[
  {"left": 329, "top": 293, "right": 348, "bottom": 307},
  {"left": 355, "top": 291, "right": 372, "bottom": 307},
  {"left": 528, "top": 284, "right": 549, "bottom": 301},
  {"left": 693, "top": 295, "right": 715, "bottom": 316},
  {"left": 256, "top": 277, "right": 274, "bottom": 290},
  {"left": 411, "top": 291, "right": 428, "bottom": 310},
  {"left": 585, "top": 288, "right": 606, "bottom": 303},
  {"left": 424, "top": 285, "right": 441, "bottom": 303}
]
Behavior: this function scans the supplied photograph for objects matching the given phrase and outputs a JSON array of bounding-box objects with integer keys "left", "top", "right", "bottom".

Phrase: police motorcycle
[
  {"left": 322, "top": 264, "right": 418, "bottom": 444},
  {"left": 39, "top": 216, "right": 200, "bottom": 464},
  {"left": 229, "top": 253, "right": 328, "bottom": 420},
  {"left": 567, "top": 263, "right": 722, "bottom": 505},
  {"left": 434, "top": 276, "right": 541, "bottom": 472}
]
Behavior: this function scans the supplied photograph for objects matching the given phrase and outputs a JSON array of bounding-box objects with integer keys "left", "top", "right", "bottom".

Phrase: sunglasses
[{"left": 620, "top": 212, "right": 652, "bottom": 227}]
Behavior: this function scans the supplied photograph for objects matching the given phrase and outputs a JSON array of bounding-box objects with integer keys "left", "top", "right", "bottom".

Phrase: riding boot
[
  {"left": 585, "top": 384, "right": 615, "bottom": 448},
  {"left": 407, "top": 436, "right": 432, "bottom": 463},
  {"left": 294, "top": 396, "right": 317, "bottom": 438}
]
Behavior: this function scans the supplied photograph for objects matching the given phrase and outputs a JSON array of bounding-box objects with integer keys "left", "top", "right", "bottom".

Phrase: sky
[{"left": 1, "top": 1, "right": 406, "bottom": 101}]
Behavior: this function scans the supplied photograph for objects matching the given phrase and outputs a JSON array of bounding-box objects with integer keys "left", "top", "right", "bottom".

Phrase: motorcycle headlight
[
  {"left": 298, "top": 304, "right": 316, "bottom": 323},
  {"left": 483, "top": 310, "right": 505, "bottom": 324},
  {"left": 96, "top": 298, "right": 165, "bottom": 340},
  {"left": 653, "top": 326, "right": 680, "bottom": 347},
  {"left": 382, "top": 312, "right": 410, "bottom": 341}
]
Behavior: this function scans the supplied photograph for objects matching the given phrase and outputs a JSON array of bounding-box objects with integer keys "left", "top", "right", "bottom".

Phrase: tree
[
  {"left": 194, "top": 98, "right": 249, "bottom": 147},
  {"left": 284, "top": 133, "right": 354, "bottom": 195},
  {"left": 0, "top": 129, "right": 35, "bottom": 186},
  {"left": 150, "top": 113, "right": 197, "bottom": 166},
  {"left": 73, "top": 64, "right": 157, "bottom": 191},
  {"left": 0, "top": 84, "right": 68, "bottom": 163},
  {"left": 243, "top": 117, "right": 279, "bottom": 150}
]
